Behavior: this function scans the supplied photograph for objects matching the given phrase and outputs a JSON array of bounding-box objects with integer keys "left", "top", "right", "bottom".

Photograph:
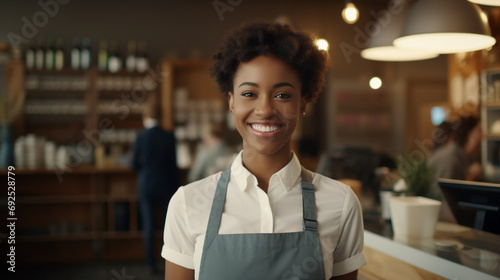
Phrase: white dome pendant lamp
[
  {"left": 360, "top": 0, "right": 439, "bottom": 61},
  {"left": 468, "top": 0, "right": 500, "bottom": 7},
  {"left": 393, "top": 0, "right": 496, "bottom": 54}
]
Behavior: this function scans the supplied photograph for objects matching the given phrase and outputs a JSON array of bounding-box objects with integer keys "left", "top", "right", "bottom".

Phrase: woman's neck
[{"left": 241, "top": 148, "right": 292, "bottom": 193}]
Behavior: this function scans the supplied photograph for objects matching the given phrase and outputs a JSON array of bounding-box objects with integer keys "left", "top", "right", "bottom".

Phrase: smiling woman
[{"left": 162, "top": 22, "right": 366, "bottom": 280}]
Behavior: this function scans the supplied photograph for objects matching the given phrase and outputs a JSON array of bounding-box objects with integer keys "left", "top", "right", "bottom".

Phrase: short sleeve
[
  {"left": 161, "top": 187, "right": 196, "bottom": 269},
  {"left": 332, "top": 187, "right": 367, "bottom": 276}
]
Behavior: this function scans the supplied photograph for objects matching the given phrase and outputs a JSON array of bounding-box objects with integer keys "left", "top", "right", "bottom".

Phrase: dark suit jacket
[{"left": 132, "top": 125, "right": 179, "bottom": 202}]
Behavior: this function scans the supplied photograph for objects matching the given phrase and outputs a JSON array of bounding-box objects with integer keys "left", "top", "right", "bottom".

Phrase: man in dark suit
[{"left": 132, "top": 105, "right": 179, "bottom": 274}]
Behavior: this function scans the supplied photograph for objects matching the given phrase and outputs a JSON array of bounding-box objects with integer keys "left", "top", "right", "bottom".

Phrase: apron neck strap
[{"left": 301, "top": 167, "right": 318, "bottom": 232}]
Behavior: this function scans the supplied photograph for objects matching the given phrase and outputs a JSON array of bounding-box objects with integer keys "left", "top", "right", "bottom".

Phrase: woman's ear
[{"left": 228, "top": 92, "right": 234, "bottom": 113}]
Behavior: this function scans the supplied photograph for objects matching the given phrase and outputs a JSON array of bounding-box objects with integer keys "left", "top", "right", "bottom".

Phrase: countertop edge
[{"left": 363, "top": 230, "right": 499, "bottom": 280}]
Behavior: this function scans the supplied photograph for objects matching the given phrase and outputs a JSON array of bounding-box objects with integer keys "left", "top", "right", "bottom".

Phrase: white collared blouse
[{"left": 162, "top": 151, "right": 366, "bottom": 279}]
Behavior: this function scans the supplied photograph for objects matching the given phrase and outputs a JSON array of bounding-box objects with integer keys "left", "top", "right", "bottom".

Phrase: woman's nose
[{"left": 255, "top": 96, "right": 274, "bottom": 117}]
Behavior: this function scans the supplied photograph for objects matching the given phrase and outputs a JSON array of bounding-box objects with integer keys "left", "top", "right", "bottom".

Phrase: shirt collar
[{"left": 230, "top": 150, "right": 302, "bottom": 192}]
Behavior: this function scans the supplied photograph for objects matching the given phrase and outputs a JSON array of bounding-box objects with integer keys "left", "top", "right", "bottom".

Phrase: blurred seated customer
[
  {"left": 131, "top": 104, "right": 180, "bottom": 274},
  {"left": 427, "top": 114, "right": 482, "bottom": 222},
  {"left": 430, "top": 120, "right": 454, "bottom": 153},
  {"left": 187, "top": 123, "right": 234, "bottom": 183}
]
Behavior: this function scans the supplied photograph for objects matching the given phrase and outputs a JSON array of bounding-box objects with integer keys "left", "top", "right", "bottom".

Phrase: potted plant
[
  {"left": 390, "top": 158, "right": 441, "bottom": 241},
  {"left": 402, "top": 159, "right": 435, "bottom": 197}
]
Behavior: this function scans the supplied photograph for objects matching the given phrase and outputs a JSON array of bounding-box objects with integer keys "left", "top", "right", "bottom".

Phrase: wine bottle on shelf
[
  {"left": 80, "top": 37, "right": 91, "bottom": 70},
  {"left": 97, "top": 40, "right": 108, "bottom": 72},
  {"left": 44, "top": 38, "right": 55, "bottom": 70},
  {"left": 135, "top": 40, "right": 149, "bottom": 73},
  {"left": 35, "top": 37, "right": 45, "bottom": 70},
  {"left": 125, "top": 40, "right": 137, "bottom": 72},
  {"left": 71, "top": 37, "right": 81, "bottom": 70},
  {"left": 54, "top": 37, "right": 65, "bottom": 71},
  {"left": 107, "top": 41, "right": 122, "bottom": 73},
  {"left": 25, "top": 40, "right": 35, "bottom": 70}
]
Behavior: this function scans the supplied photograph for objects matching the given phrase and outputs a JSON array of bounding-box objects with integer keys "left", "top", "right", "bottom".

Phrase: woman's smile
[{"left": 248, "top": 122, "right": 284, "bottom": 135}]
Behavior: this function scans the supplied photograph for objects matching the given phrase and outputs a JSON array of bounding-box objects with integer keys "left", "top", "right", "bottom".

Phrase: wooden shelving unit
[
  {"left": 1, "top": 58, "right": 230, "bottom": 263},
  {"left": 0, "top": 166, "right": 166, "bottom": 263},
  {"left": 3, "top": 64, "right": 164, "bottom": 264}
]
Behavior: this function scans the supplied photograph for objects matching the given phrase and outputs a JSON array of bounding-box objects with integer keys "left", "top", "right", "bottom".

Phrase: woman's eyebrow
[
  {"left": 238, "top": 82, "right": 258, "bottom": 88},
  {"left": 238, "top": 82, "right": 295, "bottom": 89},
  {"left": 273, "top": 82, "right": 295, "bottom": 89}
]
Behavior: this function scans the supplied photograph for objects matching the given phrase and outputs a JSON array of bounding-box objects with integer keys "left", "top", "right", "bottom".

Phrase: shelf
[
  {"left": 24, "top": 112, "right": 88, "bottom": 118},
  {"left": 18, "top": 195, "right": 97, "bottom": 204},
  {"left": 19, "top": 232, "right": 97, "bottom": 242},
  {"left": 0, "top": 165, "right": 134, "bottom": 175},
  {"left": 102, "top": 230, "right": 162, "bottom": 239},
  {"left": 484, "top": 134, "right": 500, "bottom": 141},
  {"left": 482, "top": 102, "right": 500, "bottom": 109},
  {"left": 96, "top": 70, "right": 152, "bottom": 77},
  {"left": 104, "top": 195, "right": 138, "bottom": 202},
  {"left": 25, "top": 88, "right": 88, "bottom": 94},
  {"left": 25, "top": 68, "right": 88, "bottom": 75}
]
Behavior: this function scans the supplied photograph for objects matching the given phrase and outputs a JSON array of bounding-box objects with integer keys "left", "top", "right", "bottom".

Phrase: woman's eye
[
  {"left": 241, "top": 92, "right": 255, "bottom": 97},
  {"left": 275, "top": 92, "right": 290, "bottom": 99}
]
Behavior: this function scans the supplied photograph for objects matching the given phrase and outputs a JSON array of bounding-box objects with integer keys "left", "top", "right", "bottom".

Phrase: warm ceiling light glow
[
  {"left": 369, "top": 77, "right": 382, "bottom": 90},
  {"left": 342, "top": 2, "right": 359, "bottom": 24},
  {"left": 394, "top": 33, "right": 496, "bottom": 54},
  {"left": 315, "top": 39, "right": 329, "bottom": 51},
  {"left": 394, "top": 0, "right": 496, "bottom": 54},
  {"left": 361, "top": 46, "right": 439, "bottom": 62},
  {"left": 468, "top": 0, "right": 500, "bottom": 6}
]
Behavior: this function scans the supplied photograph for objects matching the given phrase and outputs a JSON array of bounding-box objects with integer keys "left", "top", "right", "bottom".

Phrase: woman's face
[{"left": 229, "top": 55, "right": 305, "bottom": 157}]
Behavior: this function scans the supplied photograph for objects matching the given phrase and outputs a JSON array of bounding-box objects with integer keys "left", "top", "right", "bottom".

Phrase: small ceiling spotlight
[
  {"left": 342, "top": 1, "right": 359, "bottom": 24},
  {"left": 369, "top": 76, "right": 382, "bottom": 90},
  {"left": 315, "top": 38, "right": 329, "bottom": 51}
]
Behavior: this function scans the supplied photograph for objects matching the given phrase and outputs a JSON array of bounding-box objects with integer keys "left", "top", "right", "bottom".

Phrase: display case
[{"left": 480, "top": 68, "right": 500, "bottom": 182}]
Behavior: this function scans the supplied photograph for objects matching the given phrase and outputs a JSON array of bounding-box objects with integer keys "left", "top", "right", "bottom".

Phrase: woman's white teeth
[{"left": 252, "top": 124, "right": 279, "bottom": 132}]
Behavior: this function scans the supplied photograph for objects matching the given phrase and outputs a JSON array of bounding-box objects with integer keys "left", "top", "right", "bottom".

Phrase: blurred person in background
[
  {"left": 427, "top": 114, "right": 482, "bottom": 222},
  {"left": 132, "top": 104, "right": 180, "bottom": 274},
  {"left": 430, "top": 120, "right": 454, "bottom": 153},
  {"left": 187, "top": 123, "right": 234, "bottom": 183}
]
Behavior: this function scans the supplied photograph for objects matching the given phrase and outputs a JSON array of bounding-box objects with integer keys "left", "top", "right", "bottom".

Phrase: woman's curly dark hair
[{"left": 209, "top": 21, "right": 329, "bottom": 103}]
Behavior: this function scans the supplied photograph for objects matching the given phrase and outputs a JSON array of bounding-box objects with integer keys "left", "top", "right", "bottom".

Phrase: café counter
[{"left": 362, "top": 213, "right": 500, "bottom": 280}]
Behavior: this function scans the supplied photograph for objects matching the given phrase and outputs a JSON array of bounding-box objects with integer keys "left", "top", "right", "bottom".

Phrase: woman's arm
[
  {"left": 165, "top": 260, "right": 194, "bottom": 280},
  {"left": 331, "top": 270, "right": 358, "bottom": 280}
]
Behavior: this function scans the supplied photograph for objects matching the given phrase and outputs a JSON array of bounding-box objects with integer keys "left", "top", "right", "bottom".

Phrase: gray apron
[{"left": 198, "top": 167, "right": 326, "bottom": 280}]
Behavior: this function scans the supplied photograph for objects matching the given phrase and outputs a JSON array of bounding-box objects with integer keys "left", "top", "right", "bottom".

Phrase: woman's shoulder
[
  {"left": 310, "top": 171, "right": 360, "bottom": 205},
  {"left": 310, "top": 171, "right": 351, "bottom": 191},
  {"left": 179, "top": 171, "right": 223, "bottom": 202}
]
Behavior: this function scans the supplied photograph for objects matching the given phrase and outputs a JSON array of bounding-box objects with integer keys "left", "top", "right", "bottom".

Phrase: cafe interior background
[{"left": 1, "top": 0, "right": 500, "bottom": 279}]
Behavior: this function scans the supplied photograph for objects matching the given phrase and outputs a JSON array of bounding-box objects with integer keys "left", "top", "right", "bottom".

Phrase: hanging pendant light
[
  {"left": 468, "top": 0, "right": 500, "bottom": 6},
  {"left": 360, "top": 0, "right": 439, "bottom": 61},
  {"left": 393, "top": 0, "right": 495, "bottom": 54}
]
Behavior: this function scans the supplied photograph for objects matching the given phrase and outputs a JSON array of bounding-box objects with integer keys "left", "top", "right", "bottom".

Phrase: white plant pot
[{"left": 389, "top": 196, "right": 442, "bottom": 241}]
